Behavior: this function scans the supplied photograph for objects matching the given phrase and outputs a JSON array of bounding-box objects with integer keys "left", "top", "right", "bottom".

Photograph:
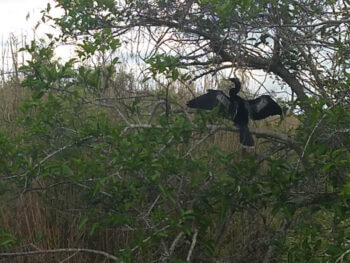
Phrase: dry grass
[
  {"left": 0, "top": 183, "right": 135, "bottom": 263},
  {"left": 0, "top": 83, "right": 28, "bottom": 131}
]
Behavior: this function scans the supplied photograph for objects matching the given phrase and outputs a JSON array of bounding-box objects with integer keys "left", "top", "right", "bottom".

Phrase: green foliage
[
  {"left": 20, "top": 40, "right": 76, "bottom": 99},
  {"left": 1, "top": 0, "right": 350, "bottom": 261},
  {"left": 2, "top": 40, "right": 350, "bottom": 262},
  {"left": 146, "top": 54, "right": 187, "bottom": 81},
  {"left": 0, "top": 231, "right": 19, "bottom": 248},
  {"left": 198, "top": 0, "right": 270, "bottom": 20},
  {"left": 277, "top": 208, "right": 350, "bottom": 262},
  {"left": 76, "top": 29, "right": 121, "bottom": 60}
]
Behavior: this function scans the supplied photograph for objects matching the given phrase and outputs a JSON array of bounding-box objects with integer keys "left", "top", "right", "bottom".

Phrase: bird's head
[
  {"left": 229, "top": 77, "right": 240, "bottom": 85},
  {"left": 229, "top": 77, "right": 241, "bottom": 96}
]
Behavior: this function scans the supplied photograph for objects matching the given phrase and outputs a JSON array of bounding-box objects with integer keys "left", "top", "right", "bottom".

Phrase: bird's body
[{"left": 186, "top": 78, "right": 282, "bottom": 146}]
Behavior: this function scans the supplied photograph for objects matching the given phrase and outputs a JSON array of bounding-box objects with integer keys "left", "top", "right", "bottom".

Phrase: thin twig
[
  {"left": 6, "top": 136, "right": 93, "bottom": 181},
  {"left": 146, "top": 194, "right": 161, "bottom": 216},
  {"left": 122, "top": 123, "right": 298, "bottom": 150},
  {"left": 59, "top": 251, "right": 79, "bottom": 263},
  {"left": 335, "top": 248, "right": 350, "bottom": 263},
  {"left": 119, "top": 225, "right": 171, "bottom": 253},
  {"left": 186, "top": 229, "right": 198, "bottom": 262},
  {"left": 16, "top": 136, "right": 92, "bottom": 194},
  {"left": 169, "top": 232, "right": 184, "bottom": 256},
  {"left": 184, "top": 127, "right": 218, "bottom": 157},
  {"left": 297, "top": 98, "right": 343, "bottom": 169},
  {"left": 0, "top": 248, "right": 119, "bottom": 261},
  {"left": 263, "top": 219, "right": 291, "bottom": 263}
]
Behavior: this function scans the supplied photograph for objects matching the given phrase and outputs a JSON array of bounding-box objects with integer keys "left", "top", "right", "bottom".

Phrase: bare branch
[
  {"left": 184, "top": 126, "right": 218, "bottom": 157},
  {"left": 0, "top": 248, "right": 119, "bottom": 262},
  {"left": 186, "top": 229, "right": 198, "bottom": 262},
  {"left": 169, "top": 232, "right": 184, "bottom": 256},
  {"left": 123, "top": 123, "right": 297, "bottom": 148},
  {"left": 3, "top": 136, "right": 93, "bottom": 181},
  {"left": 335, "top": 249, "right": 350, "bottom": 263}
]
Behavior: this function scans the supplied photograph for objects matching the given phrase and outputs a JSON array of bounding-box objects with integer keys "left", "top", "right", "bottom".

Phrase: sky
[
  {"left": 0, "top": 0, "right": 76, "bottom": 74},
  {"left": 0, "top": 0, "right": 288, "bottom": 99},
  {"left": 0, "top": 0, "right": 53, "bottom": 38}
]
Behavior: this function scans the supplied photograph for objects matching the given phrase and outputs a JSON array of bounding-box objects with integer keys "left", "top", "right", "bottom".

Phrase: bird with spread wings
[{"left": 187, "top": 78, "right": 282, "bottom": 146}]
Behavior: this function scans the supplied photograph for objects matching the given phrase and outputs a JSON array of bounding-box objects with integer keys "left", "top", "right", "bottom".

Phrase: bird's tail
[{"left": 239, "top": 125, "right": 254, "bottom": 147}]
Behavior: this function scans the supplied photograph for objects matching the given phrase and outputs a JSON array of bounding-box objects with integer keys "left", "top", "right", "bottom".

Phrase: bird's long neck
[
  {"left": 234, "top": 80, "right": 241, "bottom": 93},
  {"left": 229, "top": 82, "right": 241, "bottom": 98}
]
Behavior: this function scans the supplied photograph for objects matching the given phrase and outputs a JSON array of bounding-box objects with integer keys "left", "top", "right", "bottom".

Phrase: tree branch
[
  {"left": 123, "top": 123, "right": 298, "bottom": 150},
  {"left": 0, "top": 248, "right": 118, "bottom": 261}
]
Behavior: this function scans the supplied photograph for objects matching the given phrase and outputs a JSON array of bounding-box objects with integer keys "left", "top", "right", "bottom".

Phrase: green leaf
[
  {"left": 89, "top": 222, "right": 99, "bottom": 236},
  {"left": 78, "top": 217, "right": 89, "bottom": 230}
]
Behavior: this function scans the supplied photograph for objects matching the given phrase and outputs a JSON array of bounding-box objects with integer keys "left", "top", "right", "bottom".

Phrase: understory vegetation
[{"left": 1, "top": 0, "right": 350, "bottom": 262}]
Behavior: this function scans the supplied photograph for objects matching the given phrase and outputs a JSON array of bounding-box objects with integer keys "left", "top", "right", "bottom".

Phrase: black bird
[{"left": 186, "top": 78, "right": 282, "bottom": 146}]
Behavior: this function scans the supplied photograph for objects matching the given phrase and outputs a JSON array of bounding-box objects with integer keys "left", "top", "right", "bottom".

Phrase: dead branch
[
  {"left": 186, "top": 229, "right": 198, "bottom": 262},
  {"left": 0, "top": 248, "right": 119, "bottom": 262}
]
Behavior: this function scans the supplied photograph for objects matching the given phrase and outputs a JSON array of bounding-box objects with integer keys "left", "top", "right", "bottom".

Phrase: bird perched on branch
[{"left": 186, "top": 78, "right": 282, "bottom": 146}]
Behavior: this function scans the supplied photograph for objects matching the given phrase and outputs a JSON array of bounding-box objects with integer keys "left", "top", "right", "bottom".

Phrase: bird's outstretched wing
[
  {"left": 245, "top": 95, "right": 282, "bottom": 120},
  {"left": 187, "top": 90, "right": 232, "bottom": 116}
]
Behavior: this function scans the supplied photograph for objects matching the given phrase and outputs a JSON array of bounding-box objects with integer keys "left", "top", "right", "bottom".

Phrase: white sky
[
  {"left": 0, "top": 0, "right": 76, "bottom": 72},
  {"left": 0, "top": 0, "right": 53, "bottom": 38},
  {"left": 0, "top": 0, "right": 288, "bottom": 99}
]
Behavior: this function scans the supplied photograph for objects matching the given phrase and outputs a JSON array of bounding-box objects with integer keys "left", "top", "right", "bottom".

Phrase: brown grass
[{"left": 0, "top": 83, "right": 28, "bottom": 131}]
